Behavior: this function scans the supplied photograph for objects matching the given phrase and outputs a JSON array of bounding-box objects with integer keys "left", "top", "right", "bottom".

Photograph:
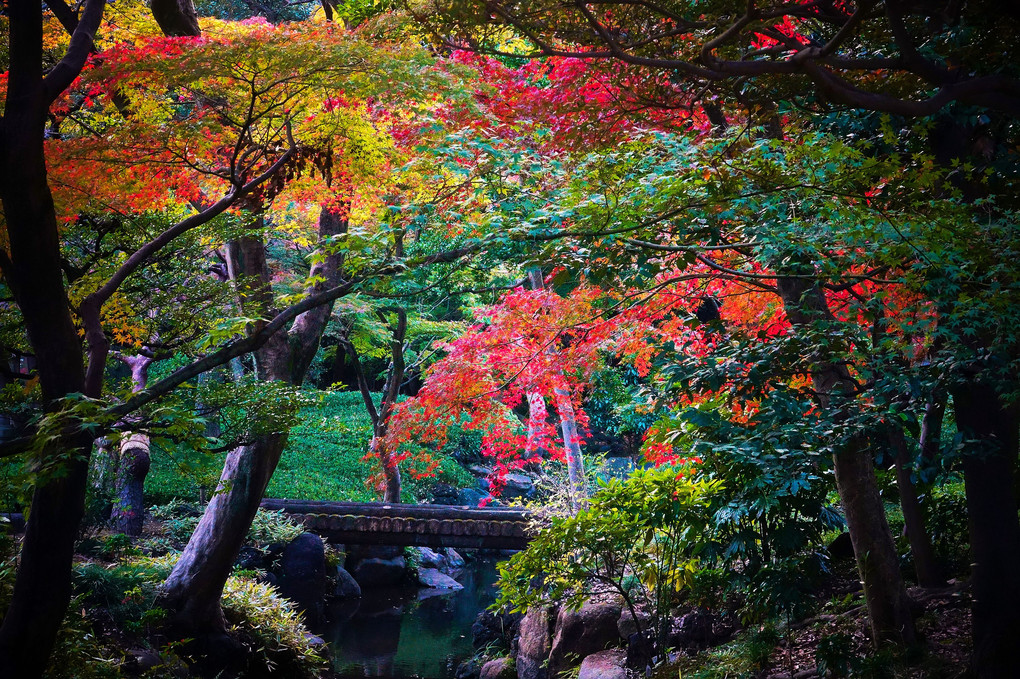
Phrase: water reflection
[{"left": 318, "top": 559, "right": 499, "bottom": 678}]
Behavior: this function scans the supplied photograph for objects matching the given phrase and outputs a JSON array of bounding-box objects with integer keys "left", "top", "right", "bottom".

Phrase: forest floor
[{"left": 670, "top": 560, "right": 972, "bottom": 679}]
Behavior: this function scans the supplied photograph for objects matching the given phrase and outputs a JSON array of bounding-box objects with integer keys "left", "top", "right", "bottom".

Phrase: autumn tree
[
  {"left": 410, "top": 2, "right": 1020, "bottom": 670},
  {"left": 0, "top": 3, "right": 473, "bottom": 672}
]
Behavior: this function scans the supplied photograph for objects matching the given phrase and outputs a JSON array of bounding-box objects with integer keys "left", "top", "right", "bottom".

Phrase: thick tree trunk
[
  {"left": 0, "top": 3, "right": 104, "bottom": 675},
  {"left": 91, "top": 437, "right": 116, "bottom": 497},
  {"left": 889, "top": 428, "right": 944, "bottom": 587},
  {"left": 112, "top": 434, "right": 151, "bottom": 536},
  {"left": 159, "top": 207, "right": 346, "bottom": 636},
  {"left": 919, "top": 387, "right": 947, "bottom": 467},
  {"left": 776, "top": 277, "right": 916, "bottom": 647},
  {"left": 150, "top": 0, "right": 201, "bottom": 37},
  {"left": 951, "top": 382, "right": 1020, "bottom": 679},
  {"left": 0, "top": 440, "right": 91, "bottom": 678},
  {"left": 159, "top": 434, "right": 288, "bottom": 631}
]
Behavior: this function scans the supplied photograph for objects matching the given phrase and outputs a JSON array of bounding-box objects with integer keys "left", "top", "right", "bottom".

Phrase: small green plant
[
  {"left": 99, "top": 532, "right": 140, "bottom": 559},
  {"left": 926, "top": 481, "right": 970, "bottom": 575},
  {"left": 404, "top": 546, "right": 422, "bottom": 574},
  {"left": 677, "top": 626, "right": 779, "bottom": 679},
  {"left": 816, "top": 632, "right": 857, "bottom": 678},
  {"left": 42, "top": 594, "right": 122, "bottom": 679},
  {"left": 72, "top": 554, "right": 178, "bottom": 628}
]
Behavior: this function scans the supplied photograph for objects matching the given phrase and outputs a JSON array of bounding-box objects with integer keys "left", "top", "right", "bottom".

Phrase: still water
[{"left": 317, "top": 559, "right": 499, "bottom": 679}]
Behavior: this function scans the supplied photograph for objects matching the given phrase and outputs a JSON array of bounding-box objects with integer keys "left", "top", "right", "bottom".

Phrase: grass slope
[{"left": 147, "top": 390, "right": 472, "bottom": 505}]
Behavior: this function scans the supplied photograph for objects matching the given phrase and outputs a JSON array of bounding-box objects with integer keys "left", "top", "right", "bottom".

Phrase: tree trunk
[
  {"left": 525, "top": 391, "right": 548, "bottom": 460},
  {"left": 159, "top": 206, "right": 347, "bottom": 636},
  {"left": 112, "top": 434, "right": 151, "bottom": 536},
  {"left": 372, "top": 436, "right": 403, "bottom": 503},
  {"left": 527, "top": 268, "right": 587, "bottom": 510},
  {"left": 150, "top": 0, "right": 201, "bottom": 37},
  {"left": 919, "top": 387, "right": 947, "bottom": 467},
  {"left": 951, "top": 382, "right": 1020, "bottom": 679},
  {"left": 90, "top": 437, "right": 116, "bottom": 497},
  {"left": 111, "top": 353, "right": 154, "bottom": 535},
  {"left": 776, "top": 276, "right": 916, "bottom": 647},
  {"left": 0, "top": 3, "right": 104, "bottom": 675},
  {"left": 159, "top": 434, "right": 288, "bottom": 632},
  {"left": 889, "top": 428, "right": 944, "bottom": 587},
  {"left": 553, "top": 385, "right": 587, "bottom": 512}
]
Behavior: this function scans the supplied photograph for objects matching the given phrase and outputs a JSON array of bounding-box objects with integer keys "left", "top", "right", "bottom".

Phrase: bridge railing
[{"left": 260, "top": 499, "right": 535, "bottom": 550}]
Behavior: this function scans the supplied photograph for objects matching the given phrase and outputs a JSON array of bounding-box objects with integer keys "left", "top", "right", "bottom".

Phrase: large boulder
[
  {"left": 455, "top": 659, "right": 482, "bottom": 679},
  {"left": 669, "top": 610, "right": 716, "bottom": 650},
  {"left": 458, "top": 487, "right": 490, "bottom": 507},
  {"left": 548, "top": 601, "right": 623, "bottom": 676},
  {"left": 416, "top": 546, "right": 447, "bottom": 570},
  {"left": 278, "top": 533, "right": 327, "bottom": 621},
  {"left": 234, "top": 545, "right": 264, "bottom": 571},
  {"left": 345, "top": 545, "right": 408, "bottom": 588},
  {"left": 578, "top": 649, "right": 627, "bottom": 679},
  {"left": 516, "top": 605, "right": 557, "bottom": 679},
  {"left": 480, "top": 657, "right": 516, "bottom": 679},
  {"left": 501, "top": 473, "right": 535, "bottom": 501},
  {"left": 617, "top": 607, "right": 651, "bottom": 640},
  {"left": 418, "top": 567, "right": 464, "bottom": 590},
  {"left": 431, "top": 482, "right": 459, "bottom": 505},
  {"left": 333, "top": 565, "right": 361, "bottom": 599},
  {"left": 349, "top": 555, "right": 407, "bottom": 588}
]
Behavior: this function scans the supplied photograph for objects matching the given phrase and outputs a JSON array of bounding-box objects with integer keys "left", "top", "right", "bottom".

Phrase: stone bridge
[{"left": 260, "top": 498, "right": 533, "bottom": 550}]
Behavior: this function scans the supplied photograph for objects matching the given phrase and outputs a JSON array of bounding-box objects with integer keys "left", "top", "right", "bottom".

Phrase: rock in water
[
  {"left": 455, "top": 659, "right": 482, "bottom": 679},
  {"left": 418, "top": 567, "right": 464, "bottom": 590},
  {"left": 345, "top": 544, "right": 408, "bottom": 588},
  {"left": 445, "top": 548, "right": 466, "bottom": 568},
  {"left": 472, "top": 610, "right": 522, "bottom": 651},
  {"left": 278, "top": 533, "right": 326, "bottom": 622},
  {"left": 350, "top": 556, "right": 407, "bottom": 587},
  {"left": 416, "top": 546, "right": 447, "bottom": 570},
  {"left": 333, "top": 565, "right": 361, "bottom": 599}
]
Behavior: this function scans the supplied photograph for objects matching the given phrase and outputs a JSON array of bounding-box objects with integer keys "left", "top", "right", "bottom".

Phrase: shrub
[
  {"left": 246, "top": 509, "right": 305, "bottom": 546},
  {"left": 149, "top": 501, "right": 304, "bottom": 547},
  {"left": 677, "top": 626, "right": 780, "bottom": 679},
  {"left": 496, "top": 465, "right": 721, "bottom": 654},
  {"left": 72, "top": 554, "right": 177, "bottom": 629},
  {"left": 926, "top": 481, "right": 970, "bottom": 574},
  {"left": 221, "top": 576, "right": 324, "bottom": 673}
]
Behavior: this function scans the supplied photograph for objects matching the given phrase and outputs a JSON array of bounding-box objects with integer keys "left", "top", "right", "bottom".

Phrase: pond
[{"left": 317, "top": 558, "right": 500, "bottom": 678}]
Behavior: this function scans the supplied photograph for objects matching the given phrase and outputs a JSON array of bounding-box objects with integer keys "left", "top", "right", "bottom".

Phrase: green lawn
[{"left": 146, "top": 390, "right": 473, "bottom": 505}]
